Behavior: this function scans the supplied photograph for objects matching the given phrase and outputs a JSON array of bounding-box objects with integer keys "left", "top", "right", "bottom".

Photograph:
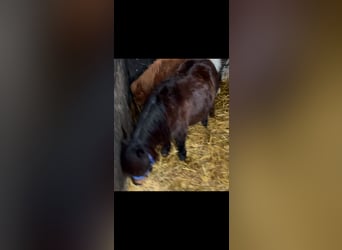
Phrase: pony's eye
[{"left": 136, "top": 149, "right": 145, "bottom": 157}]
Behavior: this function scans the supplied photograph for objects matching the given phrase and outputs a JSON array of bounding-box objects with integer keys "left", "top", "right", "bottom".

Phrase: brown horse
[
  {"left": 121, "top": 59, "right": 220, "bottom": 185},
  {"left": 130, "top": 59, "right": 187, "bottom": 107}
]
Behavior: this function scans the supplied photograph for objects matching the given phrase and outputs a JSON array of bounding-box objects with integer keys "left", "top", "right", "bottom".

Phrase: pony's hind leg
[
  {"left": 201, "top": 117, "right": 208, "bottom": 127},
  {"left": 174, "top": 131, "right": 187, "bottom": 161},
  {"left": 209, "top": 105, "right": 215, "bottom": 117},
  {"left": 161, "top": 141, "right": 171, "bottom": 157}
]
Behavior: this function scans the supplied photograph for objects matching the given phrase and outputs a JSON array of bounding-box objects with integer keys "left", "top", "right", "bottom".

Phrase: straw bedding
[{"left": 127, "top": 79, "right": 229, "bottom": 191}]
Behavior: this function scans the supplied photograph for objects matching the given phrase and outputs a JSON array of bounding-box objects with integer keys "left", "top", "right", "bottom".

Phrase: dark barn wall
[
  {"left": 114, "top": 59, "right": 131, "bottom": 191},
  {"left": 114, "top": 59, "right": 155, "bottom": 190},
  {"left": 125, "top": 59, "right": 155, "bottom": 83}
]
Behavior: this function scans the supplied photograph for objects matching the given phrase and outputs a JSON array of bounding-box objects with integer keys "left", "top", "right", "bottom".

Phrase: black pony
[{"left": 121, "top": 59, "right": 220, "bottom": 185}]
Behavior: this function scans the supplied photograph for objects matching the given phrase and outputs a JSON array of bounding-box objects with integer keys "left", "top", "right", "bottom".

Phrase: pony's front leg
[{"left": 175, "top": 131, "right": 187, "bottom": 161}]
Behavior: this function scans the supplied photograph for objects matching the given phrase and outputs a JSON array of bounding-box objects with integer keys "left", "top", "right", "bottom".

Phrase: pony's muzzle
[
  {"left": 131, "top": 167, "right": 153, "bottom": 185},
  {"left": 131, "top": 176, "right": 147, "bottom": 185}
]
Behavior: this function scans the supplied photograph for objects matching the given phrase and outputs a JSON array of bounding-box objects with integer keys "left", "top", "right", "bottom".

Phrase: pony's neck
[{"left": 132, "top": 97, "right": 167, "bottom": 155}]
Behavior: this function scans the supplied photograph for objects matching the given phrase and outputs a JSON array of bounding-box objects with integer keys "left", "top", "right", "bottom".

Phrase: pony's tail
[
  {"left": 208, "top": 59, "right": 222, "bottom": 73},
  {"left": 207, "top": 61, "right": 221, "bottom": 96},
  {"left": 221, "top": 59, "right": 229, "bottom": 82}
]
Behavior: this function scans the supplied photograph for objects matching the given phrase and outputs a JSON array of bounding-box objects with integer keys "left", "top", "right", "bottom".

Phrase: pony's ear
[
  {"left": 121, "top": 138, "right": 129, "bottom": 146},
  {"left": 121, "top": 139, "right": 129, "bottom": 152},
  {"left": 121, "top": 127, "right": 131, "bottom": 148},
  {"left": 121, "top": 126, "right": 130, "bottom": 140}
]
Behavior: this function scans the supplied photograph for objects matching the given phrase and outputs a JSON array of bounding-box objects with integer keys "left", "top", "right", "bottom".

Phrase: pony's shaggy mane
[{"left": 131, "top": 92, "right": 170, "bottom": 160}]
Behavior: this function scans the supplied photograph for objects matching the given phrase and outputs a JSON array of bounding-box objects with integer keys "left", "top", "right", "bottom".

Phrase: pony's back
[
  {"left": 153, "top": 59, "right": 220, "bottom": 128},
  {"left": 177, "top": 59, "right": 220, "bottom": 92}
]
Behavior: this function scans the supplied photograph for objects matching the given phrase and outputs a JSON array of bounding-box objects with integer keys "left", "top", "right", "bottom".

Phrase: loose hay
[{"left": 128, "top": 80, "right": 229, "bottom": 191}]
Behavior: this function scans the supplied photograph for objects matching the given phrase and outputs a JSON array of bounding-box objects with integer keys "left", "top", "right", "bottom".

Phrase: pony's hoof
[
  {"left": 178, "top": 152, "right": 187, "bottom": 161},
  {"left": 201, "top": 119, "right": 208, "bottom": 127},
  {"left": 161, "top": 145, "right": 171, "bottom": 157},
  {"left": 161, "top": 150, "right": 169, "bottom": 157}
]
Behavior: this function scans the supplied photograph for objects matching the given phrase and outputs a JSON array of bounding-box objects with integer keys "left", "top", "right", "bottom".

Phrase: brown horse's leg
[
  {"left": 161, "top": 141, "right": 171, "bottom": 157},
  {"left": 209, "top": 105, "right": 215, "bottom": 117},
  {"left": 175, "top": 130, "right": 187, "bottom": 161},
  {"left": 201, "top": 117, "right": 208, "bottom": 127}
]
